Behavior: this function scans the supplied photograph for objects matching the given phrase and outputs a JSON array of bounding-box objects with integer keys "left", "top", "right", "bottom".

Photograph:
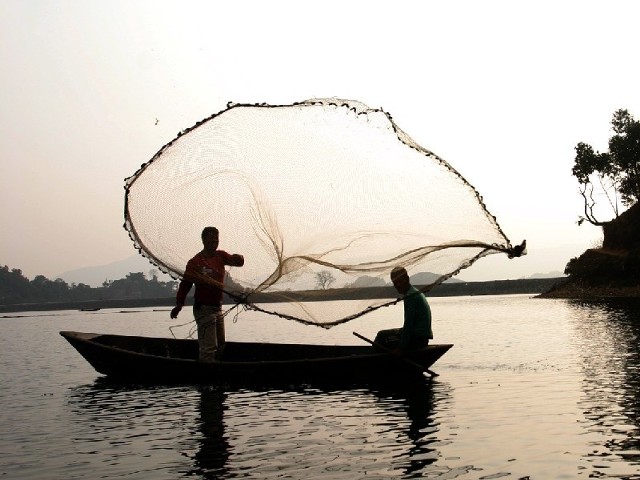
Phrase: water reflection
[
  {"left": 67, "top": 380, "right": 203, "bottom": 478},
  {"left": 376, "top": 382, "right": 440, "bottom": 476},
  {"left": 296, "top": 380, "right": 445, "bottom": 476},
  {"left": 568, "top": 299, "right": 640, "bottom": 476},
  {"left": 188, "top": 387, "right": 230, "bottom": 479},
  {"left": 66, "top": 378, "right": 452, "bottom": 479}
]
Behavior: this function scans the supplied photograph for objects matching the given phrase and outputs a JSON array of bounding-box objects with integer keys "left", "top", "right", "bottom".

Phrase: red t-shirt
[{"left": 175, "top": 250, "right": 234, "bottom": 307}]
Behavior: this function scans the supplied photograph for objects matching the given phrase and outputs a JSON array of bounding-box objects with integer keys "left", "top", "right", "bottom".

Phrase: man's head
[
  {"left": 390, "top": 266, "right": 411, "bottom": 294},
  {"left": 201, "top": 227, "right": 219, "bottom": 253}
]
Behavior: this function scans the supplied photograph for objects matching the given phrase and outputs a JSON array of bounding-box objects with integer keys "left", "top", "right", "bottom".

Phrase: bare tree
[
  {"left": 572, "top": 109, "right": 640, "bottom": 226},
  {"left": 315, "top": 270, "right": 336, "bottom": 290}
]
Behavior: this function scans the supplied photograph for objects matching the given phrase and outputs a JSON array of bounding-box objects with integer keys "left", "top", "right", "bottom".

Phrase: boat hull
[{"left": 60, "top": 331, "right": 452, "bottom": 384}]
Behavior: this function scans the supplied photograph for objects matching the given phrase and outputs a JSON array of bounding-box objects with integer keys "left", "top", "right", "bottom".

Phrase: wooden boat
[{"left": 60, "top": 331, "right": 452, "bottom": 384}]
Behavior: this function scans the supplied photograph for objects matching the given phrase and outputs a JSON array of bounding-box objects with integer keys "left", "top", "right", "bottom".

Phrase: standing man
[
  {"left": 390, "top": 266, "right": 433, "bottom": 352},
  {"left": 171, "top": 227, "right": 244, "bottom": 362}
]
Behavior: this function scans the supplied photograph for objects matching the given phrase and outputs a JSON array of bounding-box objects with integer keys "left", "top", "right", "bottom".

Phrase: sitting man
[{"left": 390, "top": 266, "right": 433, "bottom": 352}]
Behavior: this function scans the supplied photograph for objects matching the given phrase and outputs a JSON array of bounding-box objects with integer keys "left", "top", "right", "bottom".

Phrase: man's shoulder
[
  {"left": 406, "top": 285, "right": 421, "bottom": 296},
  {"left": 189, "top": 250, "right": 231, "bottom": 264},
  {"left": 215, "top": 250, "right": 233, "bottom": 261},
  {"left": 187, "top": 251, "right": 205, "bottom": 263},
  {"left": 405, "top": 286, "right": 428, "bottom": 304}
]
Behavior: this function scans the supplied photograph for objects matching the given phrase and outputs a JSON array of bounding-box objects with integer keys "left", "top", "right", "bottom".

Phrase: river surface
[{"left": 1, "top": 294, "right": 640, "bottom": 479}]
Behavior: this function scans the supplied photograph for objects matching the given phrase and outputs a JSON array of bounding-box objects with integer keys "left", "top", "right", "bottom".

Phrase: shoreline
[
  {"left": 0, "top": 278, "right": 563, "bottom": 314},
  {"left": 536, "top": 281, "right": 640, "bottom": 300}
]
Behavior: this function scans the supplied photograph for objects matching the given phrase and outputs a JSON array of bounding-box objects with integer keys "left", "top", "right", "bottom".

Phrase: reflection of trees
[{"left": 569, "top": 299, "right": 640, "bottom": 460}]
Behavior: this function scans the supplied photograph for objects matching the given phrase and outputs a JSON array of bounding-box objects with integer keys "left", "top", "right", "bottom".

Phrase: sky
[{"left": 1, "top": 0, "right": 639, "bottom": 283}]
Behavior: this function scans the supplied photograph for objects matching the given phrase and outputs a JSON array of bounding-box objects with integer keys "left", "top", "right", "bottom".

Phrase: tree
[
  {"left": 0, "top": 264, "right": 179, "bottom": 305},
  {"left": 572, "top": 109, "right": 640, "bottom": 226},
  {"left": 104, "top": 272, "right": 177, "bottom": 299},
  {"left": 314, "top": 270, "right": 336, "bottom": 290},
  {"left": 30, "top": 275, "right": 69, "bottom": 301},
  {"left": 0, "top": 266, "right": 32, "bottom": 303}
]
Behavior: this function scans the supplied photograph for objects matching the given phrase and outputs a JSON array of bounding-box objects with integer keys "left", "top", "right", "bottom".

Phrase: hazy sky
[{"left": 2, "top": 1, "right": 639, "bottom": 282}]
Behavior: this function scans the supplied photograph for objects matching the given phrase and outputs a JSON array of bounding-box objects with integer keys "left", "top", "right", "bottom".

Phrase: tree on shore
[
  {"left": 314, "top": 270, "right": 336, "bottom": 290},
  {"left": 572, "top": 109, "right": 640, "bottom": 226},
  {"left": 0, "top": 265, "right": 178, "bottom": 305}
]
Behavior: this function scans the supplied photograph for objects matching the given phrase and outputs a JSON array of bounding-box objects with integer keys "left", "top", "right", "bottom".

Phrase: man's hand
[
  {"left": 170, "top": 306, "right": 182, "bottom": 319},
  {"left": 231, "top": 254, "right": 244, "bottom": 267}
]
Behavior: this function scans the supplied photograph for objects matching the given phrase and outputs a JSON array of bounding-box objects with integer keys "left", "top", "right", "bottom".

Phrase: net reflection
[{"left": 568, "top": 298, "right": 640, "bottom": 475}]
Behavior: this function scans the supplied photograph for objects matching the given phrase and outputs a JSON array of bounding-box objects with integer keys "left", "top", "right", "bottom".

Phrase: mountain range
[{"left": 57, "top": 255, "right": 174, "bottom": 287}]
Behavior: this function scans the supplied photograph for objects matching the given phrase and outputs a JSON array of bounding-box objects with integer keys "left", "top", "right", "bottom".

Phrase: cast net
[{"left": 124, "top": 99, "right": 524, "bottom": 328}]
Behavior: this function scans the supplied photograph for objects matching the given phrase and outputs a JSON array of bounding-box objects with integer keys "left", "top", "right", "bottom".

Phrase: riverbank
[
  {"left": 0, "top": 277, "right": 563, "bottom": 313},
  {"left": 537, "top": 279, "right": 640, "bottom": 300}
]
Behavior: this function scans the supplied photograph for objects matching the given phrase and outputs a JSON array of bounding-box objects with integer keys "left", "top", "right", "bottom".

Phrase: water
[{"left": 1, "top": 295, "right": 640, "bottom": 479}]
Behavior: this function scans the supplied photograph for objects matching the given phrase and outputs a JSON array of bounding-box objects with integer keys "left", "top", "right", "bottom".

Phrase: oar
[{"left": 353, "top": 331, "right": 439, "bottom": 378}]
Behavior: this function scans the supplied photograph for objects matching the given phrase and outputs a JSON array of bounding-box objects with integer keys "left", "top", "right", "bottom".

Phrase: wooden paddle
[{"left": 353, "top": 331, "right": 439, "bottom": 378}]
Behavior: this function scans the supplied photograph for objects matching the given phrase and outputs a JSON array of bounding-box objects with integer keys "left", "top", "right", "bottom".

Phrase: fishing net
[{"left": 124, "top": 99, "right": 524, "bottom": 328}]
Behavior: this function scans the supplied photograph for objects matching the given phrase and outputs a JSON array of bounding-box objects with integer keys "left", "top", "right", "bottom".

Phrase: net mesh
[{"left": 124, "top": 99, "right": 524, "bottom": 327}]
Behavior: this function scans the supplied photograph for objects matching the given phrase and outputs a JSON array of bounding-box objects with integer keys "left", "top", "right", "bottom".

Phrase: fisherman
[
  {"left": 390, "top": 266, "right": 433, "bottom": 352},
  {"left": 170, "top": 227, "right": 244, "bottom": 362}
]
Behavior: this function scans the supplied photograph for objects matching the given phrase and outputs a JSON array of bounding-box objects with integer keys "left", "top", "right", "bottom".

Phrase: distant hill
[
  {"left": 340, "top": 272, "right": 463, "bottom": 288},
  {"left": 56, "top": 254, "right": 557, "bottom": 290},
  {"left": 349, "top": 275, "right": 386, "bottom": 288},
  {"left": 57, "top": 255, "right": 174, "bottom": 287},
  {"left": 411, "top": 272, "right": 464, "bottom": 285},
  {"left": 523, "top": 271, "right": 566, "bottom": 279}
]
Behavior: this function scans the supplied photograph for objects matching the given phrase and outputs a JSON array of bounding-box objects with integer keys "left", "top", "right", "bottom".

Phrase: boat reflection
[{"left": 66, "top": 376, "right": 453, "bottom": 478}]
